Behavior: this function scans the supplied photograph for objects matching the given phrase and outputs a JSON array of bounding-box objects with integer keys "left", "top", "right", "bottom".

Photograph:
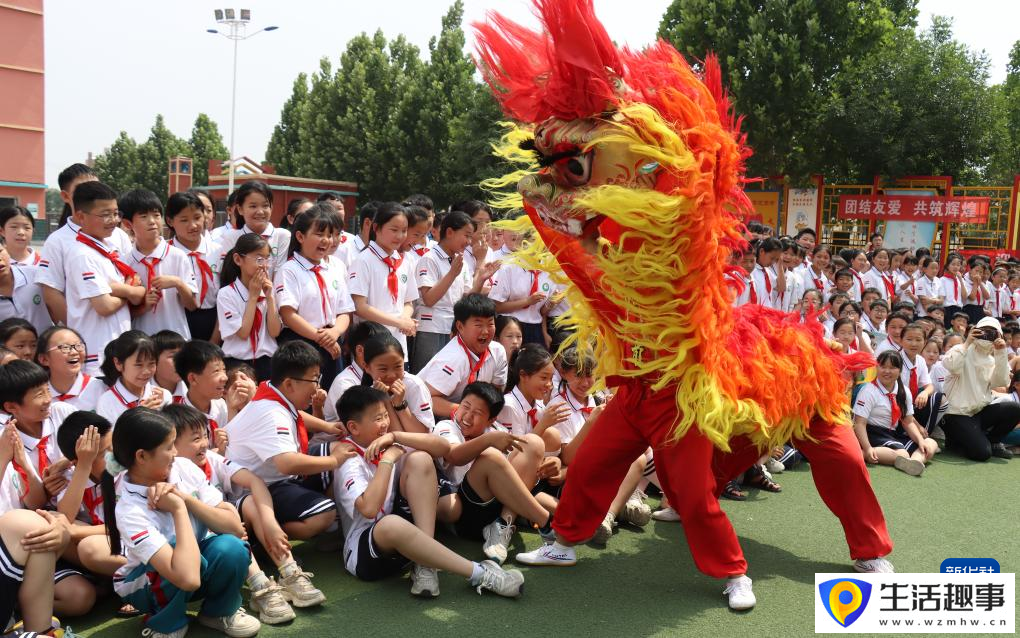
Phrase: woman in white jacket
[{"left": 942, "top": 317, "right": 1020, "bottom": 461}]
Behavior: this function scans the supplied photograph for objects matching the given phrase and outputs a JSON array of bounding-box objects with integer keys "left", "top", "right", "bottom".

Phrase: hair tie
[{"left": 104, "top": 451, "right": 127, "bottom": 475}]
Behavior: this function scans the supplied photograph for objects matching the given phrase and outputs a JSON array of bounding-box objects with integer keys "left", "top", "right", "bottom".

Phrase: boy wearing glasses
[
  {"left": 63, "top": 182, "right": 146, "bottom": 374},
  {"left": 225, "top": 341, "right": 357, "bottom": 541},
  {"left": 119, "top": 189, "right": 198, "bottom": 339}
]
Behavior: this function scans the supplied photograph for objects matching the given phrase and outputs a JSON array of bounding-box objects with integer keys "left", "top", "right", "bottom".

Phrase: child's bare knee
[
  {"left": 541, "top": 428, "right": 561, "bottom": 453},
  {"left": 54, "top": 577, "right": 96, "bottom": 616}
]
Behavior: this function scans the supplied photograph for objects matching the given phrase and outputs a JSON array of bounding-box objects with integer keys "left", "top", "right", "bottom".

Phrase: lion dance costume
[{"left": 474, "top": 0, "right": 893, "bottom": 578}]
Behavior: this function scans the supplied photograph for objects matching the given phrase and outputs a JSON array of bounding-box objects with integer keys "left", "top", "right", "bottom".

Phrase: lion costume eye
[{"left": 559, "top": 151, "right": 593, "bottom": 187}]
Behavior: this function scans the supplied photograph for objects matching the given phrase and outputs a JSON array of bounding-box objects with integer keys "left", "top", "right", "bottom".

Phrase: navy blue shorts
[
  {"left": 0, "top": 536, "right": 23, "bottom": 630},
  {"left": 454, "top": 479, "right": 503, "bottom": 540},
  {"left": 866, "top": 424, "right": 918, "bottom": 454},
  {"left": 265, "top": 479, "right": 336, "bottom": 523},
  {"left": 350, "top": 523, "right": 410, "bottom": 582}
]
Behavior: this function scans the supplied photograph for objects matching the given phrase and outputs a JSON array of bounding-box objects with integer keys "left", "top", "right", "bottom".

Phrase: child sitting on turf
[
  {"left": 163, "top": 403, "right": 325, "bottom": 625},
  {"left": 852, "top": 351, "right": 938, "bottom": 476},
  {"left": 334, "top": 385, "right": 524, "bottom": 598},
  {"left": 95, "top": 331, "right": 171, "bottom": 426},
  {"left": 225, "top": 341, "right": 355, "bottom": 542},
  {"left": 361, "top": 332, "right": 435, "bottom": 434},
  {"left": 495, "top": 343, "right": 568, "bottom": 455},
  {"left": 55, "top": 411, "right": 126, "bottom": 578},
  {"left": 104, "top": 407, "right": 259, "bottom": 638},
  {"left": 434, "top": 381, "right": 556, "bottom": 565}
]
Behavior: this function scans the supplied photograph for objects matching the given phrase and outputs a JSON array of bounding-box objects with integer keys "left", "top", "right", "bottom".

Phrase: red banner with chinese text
[
  {"left": 837, "top": 195, "right": 990, "bottom": 223},
  {"left": 958, "top": 249, "right": 1020, "bottom": 266}
]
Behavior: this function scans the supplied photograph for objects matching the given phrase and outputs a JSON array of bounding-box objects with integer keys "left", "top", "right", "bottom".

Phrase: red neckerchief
[
  {"left": 253, "top": 382, "right": 307, "bottom": 454},
  {"left": 852, "top": 270, "right": 865, "bottom": 296},
  {"left": 758, "top": 265, "right": 772, "bottom": 294},
  {"left": 171, "top": 239, "right": 215, "bottom": 305},
  {"left": 457, "top": 336, "right": 488, "bottom": 384},
  {"left": 529, "top": 270, "right": 541, "bottom": 295},
  {"left": 36, "top": 435, "right": 50, "bottom": 475},
  {"left": 748, "top": 275, "right": 758, "bottom": 304},
  {"left": 138, "top": 242, "right": 171, "bottom": 312},
  {"left": 232, "top": 282, "right": 265, "bottom": 359},
  {"left": 511, "top": 387, "right": 538, "bottom": 429},
  {"left": 200, "top": 459, "right": 213, "bottom": 481},
  {"left": 110, "top": 383, "right": 141, "bottom": 409},
  {"left": 82, "top": 484, "right": 104, "bottom": 525},
  {"left": 874, "top": 380, "right": 901, "bottom": 428},
  {"left": 945, "top": 275, "right": 959, "bottom": 303},
  {"left": 415, "top": 246, "right": 428, "bottom": 257},
  {"left": 881, "top": 272, "right": 895, "bottom": 298},
  {"left": 293, "top": 254, "right": 331, "bottom": 322},
  {"left": 343, "top": 437, "right": 379, "bottom": 466},
  {"left": 560, "top": 388, "right": 593, "bottom": 416},
  {"left": 76, "top": 233, "right": 135, "bottom": 281},
  {"left": 811, "top": 267, "right": 824, "bottom": 291},
  {"left": 908, "top": 365, "right": 918, "bottom": 398},
  {"left": 54, "top": 373, "right": 91, "bottom": 401},
  {"left": 369, "top": 244, "right": 403, "bottom": 303}
]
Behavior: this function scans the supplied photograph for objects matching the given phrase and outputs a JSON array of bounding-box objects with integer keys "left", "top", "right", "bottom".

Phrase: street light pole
[{"left": 207, "top": 9, "right": 278, "bottom": 196}]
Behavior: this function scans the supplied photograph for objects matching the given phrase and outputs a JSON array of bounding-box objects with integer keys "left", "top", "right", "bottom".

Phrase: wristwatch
[{"left": 392, "top": 401, "right": 408, "bottom": 411}]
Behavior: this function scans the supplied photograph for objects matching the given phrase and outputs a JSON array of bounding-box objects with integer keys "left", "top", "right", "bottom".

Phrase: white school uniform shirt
[
  {"left": 941, "top": 274, "right": 963, "bottom": 307},
  {"left": 415, "top": 244, "right": 474, "bottom": 335},
  {"left": 420, "top": 337, "right": 508, "bottom": 403},
  {"left": 334, "top": 234, "right": 366, "bottom": 272},
  {"left": 128, "top": 240, "right": 197, "bottom": 338},
  {"left": 929, "top": 360, "right": 949, "bottom": 394},
  {"left": 182, "top": 394, "right": 229, "bottom": 442},
  {"left": 348, "top": 241, "right": 419, "bottom": 354},
  {"left": 433, "top": 418, "right": 494, "bottom": 488},
  {"left": 96, "top": 380, "right": 171, "bottom": 427},
  {"left": 49, "top": 372, "right": 104, "bottom": 411},
  {"left": 324, "top": 362, "right": 366, "bottom": 424},
  {"left": 337, "top": 440, "right": 402, "bottom": 576},
  {"left": 914, "top": 275, "right": 939, "bottom": 317},
  {"left": 987, "top": 284, "right": 1010, "bottom": 318},
  {"left": 496, "top": 386, "right": 545, "bottom": 437},
  {"left": 216, "top": 280, "right": 278, "bottom": 361},
  {"left": 168, "top": 235, "right": 226, "bottom": 310},
  {"left": 219, "top": 223, "right": 290, "bottom": 277},
  {"left": 0, "top": 264, "right": 51, "bottom": 335},
  {"left": 846, "top": 269, "right": 867, "bottom": 302},
  {"left": 853, "top": 380, "right": 913, "bottom": 429},
  {"left": 776, "top": 268, "right": 805, "bottom": 313},
  {"left": 748, "top": 264, "right": 776, "bottom": 308},
  {"left": 112, "top": 458, "right": 223, "bottom": 598},
  {"left": 12, "top": 402, "right": 74, "bottom": 478},
  {"left": 200, "top": 450, "right": 243, "bottom": 500},
  {"left": 64, "top": 235, "right": 134, "bottom": 374},
  {"left": 224, "top": 384, "right": 302, "bottom": 485},
  {"left": 0, "top": 461, "right": 34, "bottom": 512},
  {"left": 13, "top": 246, "right": 42, "bottom": 267},
  {"left": 867, "top": 267, "right": 896, "bottom": 301},
  {"left": 489, "top": 264, "right": 552, "bottom": 324},
  {"left": 961, "top": 273, "right": 989, "bottom": 308},
  {"left": 399, "top": 373, "right": 436, "bottom": 432},
  {"left": 545, "top": 388, "right": 596, "bottom": 445},
  {"left": 36, "top": 220, "right": 131, "bottom": 293},
  {"left": 894, "top": 270, "right": 916, "bottom": 305},
  {"left": 899, "top": 349, "right": 932, "bottom": 394},
  {"left": 463, "top": 244, "right": 496, "bottom": 279},
  {"left": 729, "top": 273, "right": 751, "bottom": 307},
  {"left": 274, "top": 253, "right": 355, "bottom": 330},
  {"left": 801, "top": 267, "right": 832, "bottom": 299}
]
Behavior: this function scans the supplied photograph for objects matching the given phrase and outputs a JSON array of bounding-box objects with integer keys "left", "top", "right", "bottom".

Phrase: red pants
[{"left": 554, "top": 380, "right": 893, "bottom": 578}]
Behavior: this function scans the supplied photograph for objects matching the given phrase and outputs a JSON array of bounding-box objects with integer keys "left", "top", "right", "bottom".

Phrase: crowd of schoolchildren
[{"left": 1, "top": 163, "right": 1018, "bottom": 637}]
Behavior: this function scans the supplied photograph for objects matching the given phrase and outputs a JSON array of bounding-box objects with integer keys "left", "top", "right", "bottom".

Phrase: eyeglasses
[
  {"left": 246, "top": 255, "right": 269, "bottom": 265},
  {"left": 48, "top": 343, "right": 87, "bottom": 355},
  {"left": 289, "top": 375, "right": 322, "bottom": 386},
  {"left": 87, "top": 210, "right": 121, "bottom": 222}
]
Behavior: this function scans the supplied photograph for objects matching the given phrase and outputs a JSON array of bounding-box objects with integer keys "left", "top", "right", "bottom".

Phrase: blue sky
[{"left": 42, "top": 0, "right": 1017, "bottom": 186}]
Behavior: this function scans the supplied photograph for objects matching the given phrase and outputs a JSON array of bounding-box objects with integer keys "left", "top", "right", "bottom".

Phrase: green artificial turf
[{"left": 70, "top": 452, "right": 1017, "bottom": 638}]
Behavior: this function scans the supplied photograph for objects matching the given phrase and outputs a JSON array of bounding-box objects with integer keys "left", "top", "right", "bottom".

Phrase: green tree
[
  {"left": 658, "top": 0, "right": 918, "bottom": 181},
  {"left": 265, "top": 73, "right": 309, "bottom": 175},
  {"left": 815, "top": 17, "right": 997, "bottom": 181},
  {"left": 188, "top": 113, "right": 229, "bottom": 186},
  {"left": 45, "top": 188, "right": 63, "bottom": 216},
  {"left": 136, "top": 115, "right": 191, "bottom": 201},
  {"left": 987, "top": 41, "right": 1020, "bottom": 182},
  {"left": 92, "top": 131, "right": 144, "bottom": 194}
]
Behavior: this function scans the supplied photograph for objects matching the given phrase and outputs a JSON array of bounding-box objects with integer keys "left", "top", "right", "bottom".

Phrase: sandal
[
  {"left": 721, "top": 480, "right": 747, "bottom": 501},
  {"left": 117, "top": 603, "right": 142, "bottom": 617},
  {"left": 745, "top": 466, "right": 782, "bottom": 493}
]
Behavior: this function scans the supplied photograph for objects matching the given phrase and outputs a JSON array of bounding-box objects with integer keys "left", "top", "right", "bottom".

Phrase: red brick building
[
  {"left": 0, "top": 0, "right": 45, "bottom": 218},
  {"left": 203, "top": 158, "right": 358, "bottom": 226}
]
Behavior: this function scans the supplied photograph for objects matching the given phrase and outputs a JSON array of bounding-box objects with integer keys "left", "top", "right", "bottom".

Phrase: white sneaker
[
  {"left": 278, "top": 566, "right": 325, "bottom": 608},
  {"left": 854, "top": 557, "right": 895, "bottom": 573},
  {"left": 651, "top": 507, "right": 681, "bottom": 522},
  {"left": 619, "top": 491, "right": 652, "bottom": 527},
  {"left": 893, "top": 456, "right": 925, "bottom": 477},
  {"left": 515, "top": 542, "right": 577, "bottom": 566},
  {"left": 481, "top": 518, "right": 515, "bottom": 564},
  {"left": 144, "top": 627, "right": 189, "bottom": 638},
  {"left": 765, "top": 457, "right": 785, "bottom": 474},
  {"left": 591, "top": 512, "right": 615, "bottom": 545},
  {"left": 474, "top": 560, "right": 524, "bottom": 598},
  {"left": 723, "top": 575, "right": 756, "bottom": 610},
  {"left": 248, "top": 579, "right": 295, "bottom": 624},
  {"left": 410, "top": 563, "right": 440, "bottom": 598},
  {"left": 197, "top": 607, "right": 261, "bottom": 638}
]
